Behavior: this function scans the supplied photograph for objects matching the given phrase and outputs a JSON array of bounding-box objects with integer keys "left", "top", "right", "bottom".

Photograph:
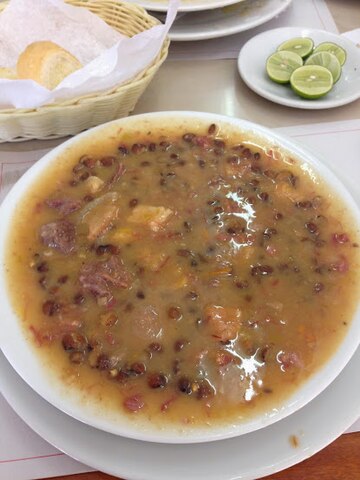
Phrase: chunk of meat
[
  {"left": 87, "top": 204, "right": 118, "bottom": 241},
  {"left": 194, "top": 135, "right": 213, "bottom": 150},
  {"left": 139, "top": 250, "right": 169, "bottom": 272},
  {"left": 332, "top": 233, "right": 350, "bottom": 245},
  {"left": 155, "top": 262, "right": 193, "bottom": 290},
  {"left": 81, "top": 192, "right": 119, "bottom": 241},
  {"left": 57, "top": 308, "right": 83, "bottom": 331},
  {"left": 80, "top": 192, "right": 119, "bottom": 241},
  {"left": 215, "top": 364, "right": 252, "bottom": 403},
  {"left": 330, "top": 255, "right": 349, "bottom": 273},
  {"left": 84, "top": 176, "right": 104, "bottom": 194},
  {"left": 277, "top": 351, "right": 302, "bottom": 370},
  {"left": 128, "top": 205, "right": 173, "bottom": 232},
  {"left": 40, "top": 220, "right": 76, "bottom": 254},
  {"left": 62, "top": 332, "right": 88, "bottom": 351},
  {"left": 204, "top": 305, "right": 242, "bottom": 342},
  {"left": 132, "top": 305, "right": 162, "bottom": 341},
  {"left": 79, "top": 255, "right": 132, "bottom": 305},
  {"left": 275, "top": 183, "right": 303, "bottom": 203},
  {"left": 208, "top": 175, "right": 226, "bottom": 188},
  {"left": 123, "top": 394, "right": 145, "bottom": 412},
  {"left": 160, "top": 395, "right": 178, "bottom": 412},
  {"left": 30, "top": 313, "right": 83, "bottom": 345},
  {"left": 29, "top": 325, "right": 49, "bottom": 346},
  {"left": 215, "top": 350, "right": 236, "bottom": 366},
  {"left": 265, "top": 244, "right": 278, "bottom": 256},
  {"left": 45, "top": 197, "right": 82, "bottom": 216},
  {"left": 224, "top": 158, "right": 251, "bottom": 178},
  {"left": 108, "top": 227, "right": 140, "bottom": 245},
  {"left": 106, "top": 162, "right": 126, "bottom": 188}
]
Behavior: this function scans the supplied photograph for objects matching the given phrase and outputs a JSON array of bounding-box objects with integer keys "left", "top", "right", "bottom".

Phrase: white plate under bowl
[
  {"left": 0, "top": 347, "right": 359, "bottom": 480},
  {"left": 168, "top": 0, "right": 292, "bottom": 41},
  {"left": 0, "top": 112, "right": 360, "bottom": 444},
  {"left": 238, "top": 27, "right": 360, "bottom": 109},
  {"left": 126, "top": 0, "right": 245, "bottom": 13}
]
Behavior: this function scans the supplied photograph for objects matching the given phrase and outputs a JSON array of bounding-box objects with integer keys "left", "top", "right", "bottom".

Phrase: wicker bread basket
[{"left": 0, "top": 0, "right": 170, "bottom": 142}]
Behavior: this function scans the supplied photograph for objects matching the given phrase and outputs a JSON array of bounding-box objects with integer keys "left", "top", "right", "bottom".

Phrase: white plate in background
[
  {"left": 238, "top": 27, "right": 360, "bottom": 109},
  {"left": 127, "top": 0, "right": 245, "bottom": 13},
  {"left": 168, "top": 0, "right": 292, "bottom": 41}
]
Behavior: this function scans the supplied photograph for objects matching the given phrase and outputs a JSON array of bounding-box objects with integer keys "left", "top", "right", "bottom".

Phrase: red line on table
[
  {"left": 0, "top": 452, "right": 65, "bottom": 464},
  {"left": 0, "top": 162, "right": 3, "bottom": 190},
  {"left": 289, "top": 128, "right": 360, "bottom": 138},
  {"left": 312, "top": 0, "right": 326, "bottom": 30}
]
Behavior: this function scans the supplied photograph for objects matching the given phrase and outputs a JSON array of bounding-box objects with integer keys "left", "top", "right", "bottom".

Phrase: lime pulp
[
  {"left": 305, "top": 51, "right": 342, "bottom": 83},
  {"left": 290, "top": 65, "right": 334, "bottom": 99},
  {"left": 277, "top": 37, "right": 314, "bottom": 59},
  {"left": 313, "top": 42, "right": 347, "bottom": 66},
  {"left": 266, "top": 51, "right": 303, "bottom": 84}
]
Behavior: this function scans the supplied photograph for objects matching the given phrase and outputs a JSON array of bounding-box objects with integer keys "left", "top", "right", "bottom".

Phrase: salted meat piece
[
  {"left": 132, "top": 305, "right": 162, "bottom": 341},
  {"left": 40, "top": 220, "right": 76, "bottom": 254},
  {"left": 86, "top": 203, "right": 118, "bottom": 241},
  {"left": 79, "top": 192, "right": 119, "bottom": 241},
  {"left": 84, "top": 176, "right": 104, "bottom": 194},
  {"left": 45, "top": 197, "right": 82, "bottom": 216},
  {"left": 107, "top": 162, "right": 126, "bottom": 188},
  {"left": 277, "top": 351, "right": 302, "bottom": 370},
  {"left": 204, "top": 305, "right": 242, "bottom": 342},
  {"left": 215, "top": 364, "right": 250, "bottom": 403},
  {"left": 224, "top": 158, "right": 251, "bottom": 178},
  {"left": 79, "top": 255, "right": 132, "bottom": 304},
  {"left": 128, "top": 205, "right": 173, "bottom": 232},
  {"left": 139, "top": 250, "right": 169, "bottom": 272},
  {"left": 123, "top": 394, "right": 145, "bottom": 412},
  {"left": 330, "top": 255, "right": 349, "bottom": 273}
]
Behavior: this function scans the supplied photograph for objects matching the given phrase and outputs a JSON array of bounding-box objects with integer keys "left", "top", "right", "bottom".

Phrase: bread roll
[
  {"left": 0, "top": 67, "right": 17, "bottom": 79},
  {"left": 17, "top": 41, "right": 82, "bottom": 90}
]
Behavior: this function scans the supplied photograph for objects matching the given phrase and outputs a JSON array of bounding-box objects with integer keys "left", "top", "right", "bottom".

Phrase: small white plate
[
  {"left": 168, "top": 0, "right": 292, "bottom": 41},
  {"left": 127, "top": 0, "right": 245, "bottom": 13},
  {"left": 0, "top": 347, "right": 359, "bottom": 480},
  {"left": 238, "top": 27, "right": 360, "bottom": 109}
]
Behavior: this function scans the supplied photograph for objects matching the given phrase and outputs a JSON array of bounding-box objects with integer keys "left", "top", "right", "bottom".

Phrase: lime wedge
[
  {"left": 305, "top": 51, "right": 341, "bottom": 83},
  {"left": 277, "top": 37, "right": 314, "bottom": 59},
  {"left": 266, "top": 51, "right": 303, "bottom": 84},
  {"left": 290, "top": 65, "right": 333, "bottom": 99},
  {"left": 313, "top": 42, "right": 347, "bottom": 66}
]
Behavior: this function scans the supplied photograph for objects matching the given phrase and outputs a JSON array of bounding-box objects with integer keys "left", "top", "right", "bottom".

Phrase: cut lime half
[
  {"left": 290, "top": 65, "right": 333, "bottom": 99},
  {"left": 277, "top": 37, "right": 314, "bottom": 59},
  {"left": 313, "top": 42, "right": 347, "bottom": 66},
  {"left": 305, "top": 51, "right": 342, "bottom": 83},
  {"left": 266, "top": 51, "right": 303, "bottom": 84}
]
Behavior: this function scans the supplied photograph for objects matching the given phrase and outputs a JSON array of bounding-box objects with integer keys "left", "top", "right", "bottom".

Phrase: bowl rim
[{"left": 0, "top": 111, "right": 359, "bottom": 444}]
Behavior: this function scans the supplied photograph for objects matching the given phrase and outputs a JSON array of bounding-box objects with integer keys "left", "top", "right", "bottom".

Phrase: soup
[{"left": 5, "top": 120, "right": 360, "bottom": 429}]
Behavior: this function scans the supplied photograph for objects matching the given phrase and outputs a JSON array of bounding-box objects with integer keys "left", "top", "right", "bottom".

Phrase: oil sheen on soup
[{"left": 5, "top": 120, "right": 360, "bottom": 429}]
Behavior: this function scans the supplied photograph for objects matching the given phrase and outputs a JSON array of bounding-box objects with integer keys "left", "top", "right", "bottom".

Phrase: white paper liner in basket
[{"left": 0, "top": 0, "right": 177, "bottom": 141}]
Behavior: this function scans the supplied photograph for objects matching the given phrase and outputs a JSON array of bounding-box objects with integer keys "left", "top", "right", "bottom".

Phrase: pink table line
[
  {"left": 0, "top": 161, "right": 36, "bottom": 166},
  {"left": 289, "top": 128, "right": 360, "bottom": 138},
  {"left": 0, "top": 452, "right": 65, "bottom": 464},
  {"left": 0, "top": 157, "right": 34, "bottom": 166},
  {"left": 0, "top": 162, "right": 3, "bottom": 190},
  {"left": 312, "top": 0, "right": 326, "bottom": 30}
]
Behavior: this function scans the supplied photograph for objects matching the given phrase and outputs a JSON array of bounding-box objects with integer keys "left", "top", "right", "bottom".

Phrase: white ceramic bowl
[{"left": 0, "top": 112, "right": 359, "bottom": 444}]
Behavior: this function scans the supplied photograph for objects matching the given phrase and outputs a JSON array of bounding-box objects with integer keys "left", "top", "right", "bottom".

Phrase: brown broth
[{"left": 5, "top": 119, "right": 360, "bottom": 429}]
